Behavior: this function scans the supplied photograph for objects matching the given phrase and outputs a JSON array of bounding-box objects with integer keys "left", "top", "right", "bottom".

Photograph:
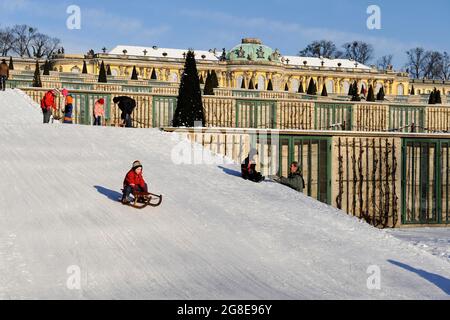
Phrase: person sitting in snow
[
  {"left": 241, "top": 149, "right": 264, "bottom": 183},
  {"left": 122, "top": 160, "right": 149, "bottom": 204},
  {"left": 279, "top": 161, "right": 305, "bottom": 193}
]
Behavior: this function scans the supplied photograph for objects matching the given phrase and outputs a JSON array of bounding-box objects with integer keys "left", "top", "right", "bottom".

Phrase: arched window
[
  {"left": 236, "top": 76, "right": 244, "bottom": 89},
  {"left": 326, "top": 80, "right": 334, "bottom": 94},
  {"left": 71, "top": 66, "right": 81, "bottom": 73},
  {"left": 342, "top": 81, "right": 350, "bottom": 94},
  {"left": 375, "top": 82, "right": 383, "bottom": 93},
  {"left": 258, "top": 75, "right": 266, "bottom": 91},
  {"left": 290, "top": 79, "right": 299, "bottom": 93},
  {"left": 111, "top": 69, "right": 118, "bottom": 77},
  {"left": 397, "top": 84, "right": 405, "bottom": 96},
  {"left": 170, "top": 73, "right": 178, "bottom": 83}
]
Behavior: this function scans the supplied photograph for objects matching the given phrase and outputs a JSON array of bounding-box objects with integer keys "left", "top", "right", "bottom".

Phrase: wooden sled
[{"left": 121, "top": 190, "right": 163, "bottom": 209}]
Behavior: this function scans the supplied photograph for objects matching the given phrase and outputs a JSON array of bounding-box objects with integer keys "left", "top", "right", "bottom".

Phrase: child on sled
[{"left": 122, "top": 160, "right": 149, "bottom": 204}]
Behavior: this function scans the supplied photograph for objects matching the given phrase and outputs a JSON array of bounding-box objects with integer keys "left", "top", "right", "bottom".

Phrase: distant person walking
[
  {"left": 93, "top": 98, "right": 105, "bottom": 126},
  {"left": 61, "top": 88, "right": 74, "bottom": 124},
  {"left": 0, "top": 59, "right": 9, "bottom": 91},
  {"left": 40, "top": 90, "right": 57, "bottom": 124},
  {"left": 113, "top": 96, "right": 136, "bottom": 128}
]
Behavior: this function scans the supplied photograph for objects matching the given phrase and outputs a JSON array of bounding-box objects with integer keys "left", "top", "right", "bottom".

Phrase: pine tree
[
  {"left": 203, "top": 71, "right": 214, "bottom": 95},
  {"left": 131, "top": 66, "right": 138, "bottom": 80},
  {"left": 32, "top": 60, "right": 42, "bottom": 87},
  {"left": 376, "top": 86, "right": 385, "bottom": 101},
  {"left": 150, "top": 68, "right": 157, "bottom": 80},
  {"left": 8, "top": 56, "right": 14, "bottom": 70},
  {"left": 298, "top": 82, "right": 304, "bottom": 93},
  {"left": 351, "top": 81, "right": 360, "bottom": 101},
  {"left": 241, "top": 79, "right": 246, "bottom": 89},
  {"left": 82, "top": 61, "right": 88, "bottom": 74},
  {"left": 410, "top": 85, "right": 415, "bottom": 95},
  {"left": 98, "top": 61, "right": 107, "bottom": 83},
  {"left": 172, "top": 50, "right": 205, "bottom": 127},
  {"left": 307, "top": 78, "right": 316, "bottom": 95},
  {"left": 436, "top": 89, "right": 442, "bottom": 104},
  {"left": 199, "top": 74, "right": 204, "bottom": 85},
  {"left": 43, "top": 60, "right": 50, "bottom": 76},
  {"left": 210, "top": 70, "right": 219, "bottom": 89},
  {"left": 248, "top": 78, "right": 255, "bottom": 90},
  {"left": 107, "top": 64, "right": 112, "bottom": 76},
  {"left": 267, "top": 79, "right": 273, "bottom": 91},
  {"left": 428, "top": 90, "right": 436, "bottom": 105},
  {"left": 321, "top": 85, "right": 328, "bottom": 97},
  {"left": 367, "top": 85, "right": 375, "bottom": 102},
  {"left": 285, "top": 83, "right": 289, "bottom": 91}
]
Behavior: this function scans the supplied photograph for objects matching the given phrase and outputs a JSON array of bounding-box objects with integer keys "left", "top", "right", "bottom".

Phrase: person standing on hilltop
[{"left": 0, "top": 59, "right": 9, "bottom": 91}]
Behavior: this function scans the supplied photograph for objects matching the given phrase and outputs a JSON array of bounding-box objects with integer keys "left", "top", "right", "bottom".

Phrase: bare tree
[
  {"left": 31, "top": 33, "right": 60, "bottom": 58},
  {"left": 342, "top": 41, "right": 374, "bottom": 64},
  {"left": 405, "top": 47, "right": 429, "bottom": 79},
  {"left": 0, "top": 27, "right": 15, "bottom": 56},
  {"left": 440, "top": 52, "right": 450, "bottom": 80},
  {"left": 376, "top": 55, "right": 393, "bottom": 70},
  {"left": 12, "top": 24, "right": 37, "bottom": 57},
  {"left": 423, "top": 51, "right": 443, "bottom": 79},
  {"left": 299, "top": 40, "right": 343, "bottom": 58}
]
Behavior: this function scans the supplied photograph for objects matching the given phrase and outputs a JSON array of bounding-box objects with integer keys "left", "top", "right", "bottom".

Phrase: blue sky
[{"left": 1, "top": 0, "right": 449, "bottom": 68}]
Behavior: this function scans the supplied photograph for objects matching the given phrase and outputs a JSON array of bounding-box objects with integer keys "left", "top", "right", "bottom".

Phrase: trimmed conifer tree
[
  {"left": 367, "top": 85, "right": 375, "bottom": 102},
  {"left": 376, "top": 86, "right": 385, "bottom": 101},
  {"left": 410, "top": 85, "right": 415, "bottom": 95},
  {"left": 436, "top": 89, "right": 442, "bottom": 104},
  {"left": 107, "top": 64, "right": 112, "bottom": 76},
  {"left": 267, "top": 79, "right": 273, "bottom": 91},
  {"left": 32, "top": 60, "right": 42, "bottom": 87},
  {"left": 131, "top": 66, "right": 139, "bottom": 80},
  {"left": 428, "top": 90, "right": 436, "bottom": 104},
  {"left": 172, "top": 50, "right": 205, "bottom": 127},
  {"left": 298, "top": 82, "right": 304, "bottom": 93},
  {"left": 43, "top": 60, "right": 50, "bottom": 76},
  {"left": 203, "top": 71, "right": 214, "bottom": 95},
  {"left": 98, "top": 61, "right": 107, "bottom": 83},
  {"left": 151, "top": 68, "right": 157, "bottom": 80},
  {"left": 210, "top": 70, "right": 219, "bottom": 89},
  {"left": 321, "top": 85, "right": 328, "bottom": 97},
  {"left": 9, "top": 56, "right": 14, "bottom": 70},
  {"left": 82, "top": 61, "right": 88, "bottom": 74},
  {"left": 285, "top": 83, "right": 289, "bottom": 92},
  {"left": 307, "top": 78, "right": 316, "bottom": 95},
  {"left": 241, "top": 79, "right": 246, "bottom": 89},
  {"left": 199, "top": 74, "right": 204, "bottom": 85},
  {"left": 248, "top": 78, "right": 255, "bottom": 90}
]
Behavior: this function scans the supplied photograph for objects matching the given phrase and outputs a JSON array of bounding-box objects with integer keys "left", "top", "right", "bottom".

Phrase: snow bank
[{"left": 0, "top": 89, "right": 449, "bottom": 300}]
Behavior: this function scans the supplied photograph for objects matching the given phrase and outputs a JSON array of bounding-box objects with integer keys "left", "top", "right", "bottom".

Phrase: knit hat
[
  {"left": 98, "top": 98, "right": 105, "bottom": 104},
  {"left": 132, "top": 160, "right": 142, "bottom": 170},
  {"left": 61, "top": 88, "right": 69, "bottom": 97}
]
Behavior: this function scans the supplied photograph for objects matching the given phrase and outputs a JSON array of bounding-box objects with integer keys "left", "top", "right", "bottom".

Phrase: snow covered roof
[
  {"left": 109, "top": 45, "right": 220, "bottom": 61},
  {"left": 283, "top": 56, "right": 371, "bottom": 70}
]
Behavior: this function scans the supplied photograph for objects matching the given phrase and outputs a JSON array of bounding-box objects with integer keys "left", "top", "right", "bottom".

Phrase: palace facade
[{"left": 9, "top": 38, "right": 449, "bottom": 96}]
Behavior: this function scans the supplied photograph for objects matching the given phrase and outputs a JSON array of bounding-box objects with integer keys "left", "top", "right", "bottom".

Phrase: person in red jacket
[
  {"left": 40, "top": 90, "right": 58, "bottom": 124},
  {"left": 122, "top": 160, "right": 148, "bottom": 204}
]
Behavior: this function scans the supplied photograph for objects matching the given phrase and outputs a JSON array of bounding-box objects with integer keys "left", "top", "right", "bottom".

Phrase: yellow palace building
[{"left": 10, "top": 38, "right": 422, "bottom": 96}]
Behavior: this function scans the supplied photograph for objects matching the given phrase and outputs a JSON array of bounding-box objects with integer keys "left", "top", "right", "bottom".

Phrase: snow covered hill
[{"left": 0, "top": 89, "right": 449, "bottom": 300}]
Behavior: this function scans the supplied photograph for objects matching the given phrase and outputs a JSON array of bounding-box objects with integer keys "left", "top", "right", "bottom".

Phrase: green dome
[{"left": 227, "top": 38, "right": 279, "bottom": 62}]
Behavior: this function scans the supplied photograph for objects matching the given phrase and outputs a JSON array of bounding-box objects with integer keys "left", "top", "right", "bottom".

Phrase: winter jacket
[
  {"left": 0, "top": 62, "right": 9, "bottom": 77},
  {"left": 113, "top": 96, "right": 136, "bottom": 118},
  {"left": 63, "top": 95, "right": 74, "bottom": 123},
  {"left": 40, "top": 91, "right": 57, "bottom": 111},
  {"left": 94, "top": 101, "right": 105, "bottom": 117},
  {"left": 123, "top": 169, "right": 147, "bottom": 190},
  {"left": 280, "top": 170, "right": 305, "bottom": 192}
]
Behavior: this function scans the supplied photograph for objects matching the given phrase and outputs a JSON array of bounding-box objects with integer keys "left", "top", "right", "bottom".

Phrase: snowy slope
[{"left": 0, "top": 89, "right": 449, "bottom": 300}]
